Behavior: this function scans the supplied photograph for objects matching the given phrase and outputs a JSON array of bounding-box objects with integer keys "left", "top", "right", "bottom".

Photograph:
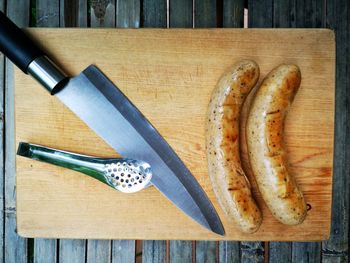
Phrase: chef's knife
[{"left": 0, "top": 11, "right": 224, "bottom": 235}]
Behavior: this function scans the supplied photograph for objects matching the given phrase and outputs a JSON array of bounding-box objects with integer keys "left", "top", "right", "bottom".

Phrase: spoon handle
[
  {"left": 17, "top": 142, "right": 109, "bottom": 185},
  {"left": 17, "top": 142, "right": 153, "bottom": 193}
]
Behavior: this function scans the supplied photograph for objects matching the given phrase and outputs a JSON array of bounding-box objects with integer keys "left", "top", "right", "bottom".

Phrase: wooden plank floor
[{"left": 0, "top": 0, "right": 348, "bottom": 262}]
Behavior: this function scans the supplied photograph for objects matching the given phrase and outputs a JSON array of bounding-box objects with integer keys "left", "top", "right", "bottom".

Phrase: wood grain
[
  {"left": 116, "top": 0, "right": 140, "bottom": 28},
  {"left": 219, "top": 241, "right": 240, "bottom": 262},
  {"left": 223, "top": 0, "right": 244, "bottom": 28},
  {"left": 295, "top": 0, "right": 326, "bottom": 28},
  {"left": 14, "top": 28, "right": 335, "bottom": 241},
  {"left": 142, "top": 0, "right": 166, "bottom": 28},
  {"left": 269, "top": 242, "right": 291, "bottom": 263},
  {"left": 195, "top": 0, "right": 216, "bottom": 28},
  {"left": 34, "top": 238, "right": 56, "bottom": 263},
  {"left": 87, "top": 240, "right": 110, "bottom": 263},
  {"left": 169, "top": 240, "right": 192, "bottom": 263},
  {"left": 169, "top": 0, "right": 192, "bottom": 28},
  {"left": 112, "top": 240, "right": 135, "bottom": 263},
  {"left": 293, "top": 242, "right": 321, "bottom": 262},
  {"left": 196, "top": 241, "right": 217, "bottom": 262},
  {"left": 142, "top": 241, "right": 166, "bottom": 263},
  {"left": 59, "top": 239, "right": 85, "bottom": 263},
  {"left": 60, "top": 0, "right": 88, "bottom": 27},
  {"left": 248, "top": 0, "right": 272, "bottom": 28}
]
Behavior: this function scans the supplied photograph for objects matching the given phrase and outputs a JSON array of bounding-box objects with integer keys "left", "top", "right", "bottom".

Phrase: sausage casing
[
  {"left": 206, "top": 60, "right": 262, "bottom": 233},
  {"left": 246, "top": 64, "right": 307, "bottom": 225}
]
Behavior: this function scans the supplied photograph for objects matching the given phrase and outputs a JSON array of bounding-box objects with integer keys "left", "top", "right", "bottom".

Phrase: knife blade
[{"left": 0, "top": 11, "right": 225, "bottom": 235}]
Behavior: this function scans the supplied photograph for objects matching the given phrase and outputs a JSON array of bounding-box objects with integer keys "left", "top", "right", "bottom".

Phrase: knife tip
[{"left": 211, "top": 225, "right": 225, "bottom": 236}]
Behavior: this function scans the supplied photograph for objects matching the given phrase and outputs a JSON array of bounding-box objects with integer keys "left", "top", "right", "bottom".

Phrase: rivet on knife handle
[
  {"left": 17, "top": 142, "right": 153, "bottom": 193},
  {"left": 0, "top": 11, "right": 68, "bottom": 94}
]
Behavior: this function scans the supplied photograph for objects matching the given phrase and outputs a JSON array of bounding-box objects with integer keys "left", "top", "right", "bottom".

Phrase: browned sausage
[
  {"left": 206, "top": 60, "right": 262, "bottom": 233},
  {"left": 246, "top": 64, "right": 307, "bottom": 225}
]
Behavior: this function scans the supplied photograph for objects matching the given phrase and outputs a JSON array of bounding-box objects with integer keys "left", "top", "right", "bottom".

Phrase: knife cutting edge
[{"left": 0, "top": 11, "right": 225, "bottom": 235}]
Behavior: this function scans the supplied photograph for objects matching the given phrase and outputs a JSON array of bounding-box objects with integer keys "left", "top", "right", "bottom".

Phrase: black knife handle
[
  {"left": 0, "top": 11, "right": 68, "bottom": 94},
  {"left": 0, "top": 10, "right": 44, "bottom": 73}
]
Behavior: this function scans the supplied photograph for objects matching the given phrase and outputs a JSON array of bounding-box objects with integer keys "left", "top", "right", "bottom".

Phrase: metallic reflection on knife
[{"left": 0, "top": 12, "right": 224, "bottom": 235}]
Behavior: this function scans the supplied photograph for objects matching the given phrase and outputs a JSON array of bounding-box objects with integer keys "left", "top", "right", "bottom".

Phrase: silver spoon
[{"left": 17, "top": 142, "right": 152, "bottom": 193}]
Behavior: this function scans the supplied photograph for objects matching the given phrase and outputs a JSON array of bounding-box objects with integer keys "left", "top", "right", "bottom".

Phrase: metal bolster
[{"left": 27, "top": 56, "right": 68, "bottom": 94}]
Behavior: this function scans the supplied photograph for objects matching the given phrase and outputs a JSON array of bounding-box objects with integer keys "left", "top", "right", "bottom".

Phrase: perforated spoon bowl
[{"left": 17, "top": 142, "right": 152, "bottom": 193}]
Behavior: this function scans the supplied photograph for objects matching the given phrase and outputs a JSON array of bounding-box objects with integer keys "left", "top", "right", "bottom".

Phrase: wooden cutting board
[{"left": 15, "top": 28, "right": 335, "bottom": 241}]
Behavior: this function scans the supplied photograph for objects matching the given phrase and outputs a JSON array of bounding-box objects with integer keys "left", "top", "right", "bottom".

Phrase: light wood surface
[{"left": 15, "top": 28, "right": 335, "bottom": 241}]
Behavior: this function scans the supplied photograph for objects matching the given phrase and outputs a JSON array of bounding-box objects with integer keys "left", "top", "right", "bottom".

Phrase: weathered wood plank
[
  {"left": 248, "top": 0, "right": 273, "bottom": 27},
  {"left": 5, "top": 2, "right": 30, "bottom": 262},
  {"left": 295, "top": 0, "right": 326, "bottom": 28},
  {"left": 36, "top": 0, "right": 59, "bottom": 27},
  {"left": 169, "top": 0, "right": 193, "bottom": 28},
  {"left": 59, "top": 239, "right": 86, "bottom": 263},
  {"left": 60, "top": 0, "right": 88, "bottom": 27},
  {"left": 142, "top": 0, "right": 167, "bottom": 27},
  {"left": 223, "top": 0, "right": 244, "bottom": 28},
  {"left": 91, "top": 0, "right": 116, "bottom": 27},
  {"left": 273, "top": 0, "right": 296, "bottom": 28},
  {"left": 87, "top": 240, "right": 111, "bottom": 263},
  {"left": 196, "top": 241, "right": 217, "bottom": 263},
  {"left": 322, "top": 0, "right": 349, "bottom": 262},
  {"left": 195, "top": 0, "right": 216, "bottom": 27},
  {"left": 33, "top": 1, "right": 60, "bottom": 261},
  {"left": 112, "top": 240, "right": 135, "bottom": 263},
  {"left": 170, "top": 241, "right": 192, "bottom": 263},
  {"left": 0, "top": 1, "right": 4, "bottom": 261},
  {"left": 292, "top": 242, "right": 321, "bottom": 262},
  {"left": 34, "top": 239, "right": 56, "bottom": 263},
  {"left": 269, "top": 242, "right": 291, "bottom": 263},
  {"left": 219, "top": 241, "right": 240, "bottom": 263},
  {"left": 142, "top": 240, "right": 167, "bottom": 263},
  {"left": 241, "top": 242, "right": 264, "bottom": 263},
  {"left": 116, "top": 0, "right": 140, "bottom": 28}
]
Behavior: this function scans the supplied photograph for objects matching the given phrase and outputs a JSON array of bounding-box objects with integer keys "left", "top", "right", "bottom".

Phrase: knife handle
[
  {"left": 0, "top": 11, "right": 68, "bottom": 94},
  {"left": 0, "top": 11, "right": 44, "bottom": 73}
]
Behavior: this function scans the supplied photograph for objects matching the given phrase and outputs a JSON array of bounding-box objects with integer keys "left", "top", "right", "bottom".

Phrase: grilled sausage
[
  {"left": 206, "top": 60, "right": 262, "bottom": 233},
  {"left": 246, "top": 64, "right": 307, "bottom": 225}
]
